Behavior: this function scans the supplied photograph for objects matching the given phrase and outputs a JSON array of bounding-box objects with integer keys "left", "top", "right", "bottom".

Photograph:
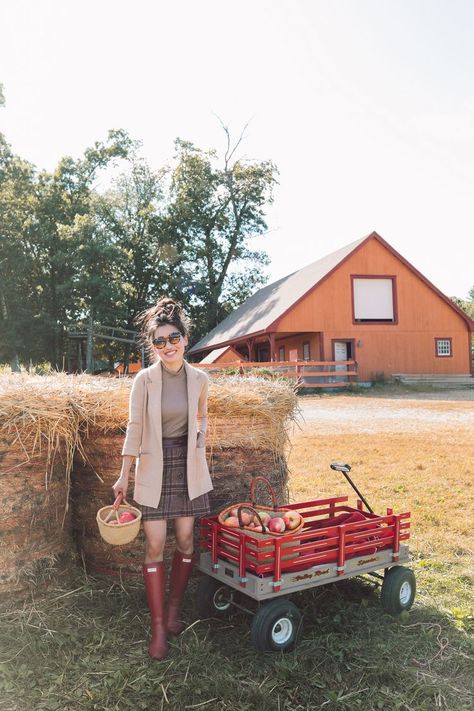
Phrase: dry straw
[
  {"left": 207, "top": 375, "right": 300, "bottom": 454},
  {"left": 0, "top": 373, "right": 79, "bottom": 591},
  {"left": 70, "top": 372, "right": 300, "bottom": 452}
]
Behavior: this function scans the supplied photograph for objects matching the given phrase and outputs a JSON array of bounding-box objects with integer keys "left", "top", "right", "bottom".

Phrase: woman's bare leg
[
  {"left": 143, "top": 520, "right": 167, "bottom": 563},
  {"left": 174, "top": 516, "right": 195, "bottom": 554}
]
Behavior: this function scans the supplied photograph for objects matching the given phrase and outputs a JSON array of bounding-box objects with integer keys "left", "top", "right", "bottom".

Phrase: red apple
[
  {"left": 118, "top": 511, "right": 136, "bottom": 524},
  {"left": 229, "top": 507, "right": 240, "bottom": 518},
  {"left": 240, "top": 511, "right": 253, "bottom": 525},
  {"left": 283, "top": 511, "right": 302, "bottom": 530},
  {"left": 224, "top": 515, "right": 240, "bottom": 527},
  {"left": 268, "top": 516, "right": 286, "bottom": 533},
  {"left": 257, "top": 511, "right": 271, "bottom": 526}
]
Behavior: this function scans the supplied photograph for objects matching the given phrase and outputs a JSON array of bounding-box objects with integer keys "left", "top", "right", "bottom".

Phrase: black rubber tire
[
  {"left": 195, "top": 575, "right": 234, "bottom": 618},
  {"left": 250, "top": 599, "right": 303, "bottom": 652},
  {"left": 381, "top": 565, "right": 416, "bottom": 615}
]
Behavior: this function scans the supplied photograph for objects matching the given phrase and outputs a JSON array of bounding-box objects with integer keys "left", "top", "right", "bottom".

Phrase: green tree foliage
[
  {"left": 0, "top": 125, "right": 276, "bottom": 367},
  {"left": 167, "top": 127, "right": 277, "bottom": 340},
  {"left": 66, "top": 157, "right": 188, "bottom": 368},
  {"left": 450, "top": 292, "right": 474, "bottom": 320},
  {"left": 25, "top": 130, "right": 134, "bottom": 366},
  {"left": 0, "top": 135, "right": 38, "bottom": 365}
]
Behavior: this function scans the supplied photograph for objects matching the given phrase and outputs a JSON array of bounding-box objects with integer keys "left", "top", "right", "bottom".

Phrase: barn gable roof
[{"left": 190, "top": 231, "right": 473, "bottom": 354}]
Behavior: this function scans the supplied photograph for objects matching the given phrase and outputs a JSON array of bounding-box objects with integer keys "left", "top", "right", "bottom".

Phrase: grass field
[{"left": 1, "top": 389, "right": 473, "bottom": 710}]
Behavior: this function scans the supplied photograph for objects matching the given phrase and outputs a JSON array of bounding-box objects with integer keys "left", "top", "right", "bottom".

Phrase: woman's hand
[{"left": 112, "top": 473, "right": 129, "bottom": 499}]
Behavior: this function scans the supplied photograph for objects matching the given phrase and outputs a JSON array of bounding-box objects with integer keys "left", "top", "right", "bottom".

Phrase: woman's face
[{"left": 153, "top": 324, "right": 187, "bottom": 367}]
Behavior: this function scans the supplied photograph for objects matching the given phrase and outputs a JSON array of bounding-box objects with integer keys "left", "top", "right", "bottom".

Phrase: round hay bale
[
  {"left": 0, "top": 374, "right": 77, "bottom": 597},
  {"left": 71, "top": 373, "right": 299, "bottom": 578}
]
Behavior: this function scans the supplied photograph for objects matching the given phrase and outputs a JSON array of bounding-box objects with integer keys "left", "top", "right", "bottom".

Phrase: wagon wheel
[
  {"left": 381, "top": 565, "right": 416, "bottom": 615},
  {"left": 250, "top": 599, "right": 303, "bottom": 652},
  {"left": 195, "top": 576, "right": 235, "bottom": 618}
]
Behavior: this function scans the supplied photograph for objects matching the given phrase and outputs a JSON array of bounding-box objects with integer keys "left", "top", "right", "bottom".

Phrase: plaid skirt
[{"left": 139, "top": 435, "right": 211, "bottom": 521}]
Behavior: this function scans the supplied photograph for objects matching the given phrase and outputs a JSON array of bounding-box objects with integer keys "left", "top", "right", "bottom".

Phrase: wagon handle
[
  {"left": 250, "top": 476, "right": 278, "bottom": 511},
  {"left": 330, "top": 462, "right": 374, "bottom": 514},
  {"left": 237, "top": 505, "right": 268, "bottom": 533}
]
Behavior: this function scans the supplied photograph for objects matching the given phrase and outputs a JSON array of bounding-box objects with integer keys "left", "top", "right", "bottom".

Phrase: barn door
[{"left": 334, "top": 341, "right": 348, "bottom": 371}]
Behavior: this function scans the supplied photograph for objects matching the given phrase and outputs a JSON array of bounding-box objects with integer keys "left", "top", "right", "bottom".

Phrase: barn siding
[
  {"left": 276, "top": 238, "right": 470, "bottom": 380},
  {"left": 274, "top": 333, "right": 321, "bottom": 361}
]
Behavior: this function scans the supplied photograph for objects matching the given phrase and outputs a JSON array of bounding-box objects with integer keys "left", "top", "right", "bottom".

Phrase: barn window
[
  {"left": 435, "top": 338, "right": 452, "bottom": 357},
  {"left": 278, "top": 346, "right": 285, "bottom": 361},
  {"left": 352, "top": 277, "right": 396, "bottom": 323},
  {"left": 303, "top": 342, "right": 310, "bottom": 360}
]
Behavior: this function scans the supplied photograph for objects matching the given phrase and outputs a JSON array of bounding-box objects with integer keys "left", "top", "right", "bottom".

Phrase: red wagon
[{"left": 196, "top": 464, "right": 415, "bottom": 652}]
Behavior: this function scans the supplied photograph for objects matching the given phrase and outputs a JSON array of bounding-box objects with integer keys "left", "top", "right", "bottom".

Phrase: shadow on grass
[{"left": 1, "top": 566, "right": 473, "bottom": 711}]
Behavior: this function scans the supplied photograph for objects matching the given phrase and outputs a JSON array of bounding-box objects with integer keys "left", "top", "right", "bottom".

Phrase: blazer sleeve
[
  {"left": 197, "top": 372, "right": 209, "bottom": 447},
  {"left": 121, "top": 372, "right": 146, "bottom": 457}
]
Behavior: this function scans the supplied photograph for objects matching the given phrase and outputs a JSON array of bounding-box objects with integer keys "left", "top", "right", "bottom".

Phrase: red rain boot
[
  {"left": 167, "top": 550, "right": 194, "bottom": 636},
  {"left": 143, "top": 562, "right": 168, "bottom": 659}
]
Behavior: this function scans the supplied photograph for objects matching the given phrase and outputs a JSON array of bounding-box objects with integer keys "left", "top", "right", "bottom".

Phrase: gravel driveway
[{"left": 297, "top": 389, "right": 474, "bottom": 434}]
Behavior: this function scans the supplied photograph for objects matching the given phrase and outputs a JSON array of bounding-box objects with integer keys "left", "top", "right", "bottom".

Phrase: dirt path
[{"left": 296, "top": 390, "right": 474, "bottom": 434}]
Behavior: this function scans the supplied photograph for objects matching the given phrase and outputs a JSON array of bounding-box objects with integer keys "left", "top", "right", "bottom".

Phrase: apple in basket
[
  {"left": 224, "top": 515, "right": 240, "bottom": 527},
  {"left": 268, "top": 516, "right": 286, "bottom": 533},
  {"left": 283, "top": 511, "right": 302, "bottom": 530},
  {"left": 118, "top": 511, "right": 136, "bottom": 524},
  {"left": 240, "top": 511, "right": 253, "bottom": 526},
  {"left": 257, "top": 511, "right": 271, "bottom": 526}
]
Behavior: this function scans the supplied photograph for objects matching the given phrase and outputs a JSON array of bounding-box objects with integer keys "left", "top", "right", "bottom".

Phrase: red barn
[{"left": 189, "top": 232, "right": 473, "bottom": 384}]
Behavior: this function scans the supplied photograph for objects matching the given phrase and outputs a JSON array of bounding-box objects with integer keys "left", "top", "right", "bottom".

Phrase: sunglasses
[{"left": 152, "top": 331, "right": 182, "bottom": 349}]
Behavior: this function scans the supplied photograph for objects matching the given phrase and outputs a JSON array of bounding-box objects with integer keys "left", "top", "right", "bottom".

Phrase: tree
[
  {"left": 0, "top": 135, "right": 38, "bottom": 366},
  {"left": 166, "top": 126, "right": 278, "bottom": 340},
  {"left": 67, "top": 157, "right": 188, "bottom": 369},
  {"left": 450, "top": 291, "right": 474, "bottom": 320},
  {"left": 0, "top": 124, "right": 279, "bottom": 366},
  {"left": 25, "top": 129, "right": 134, "bottom": 366}
]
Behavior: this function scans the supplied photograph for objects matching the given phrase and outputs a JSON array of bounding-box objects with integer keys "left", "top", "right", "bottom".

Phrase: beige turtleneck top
[{"left": 161, "top": 362, "right": 188, "bottom": 438}]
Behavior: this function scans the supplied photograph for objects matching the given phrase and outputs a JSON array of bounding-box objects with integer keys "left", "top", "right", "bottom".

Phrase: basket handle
[
  {"left": 237, "top": 505, "right": 268, "bottom": 533},
  {"left": 250, "top": 476, "right": 278, "bottom": 511},
  {"left": 104, "top": 493, "right": 124, "bottom": 523}
]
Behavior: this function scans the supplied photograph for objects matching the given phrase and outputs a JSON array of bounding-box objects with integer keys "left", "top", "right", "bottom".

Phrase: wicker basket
[
  {"left": 96, "top": 494, "right": 142, "bottom": 546},
  {"left": 218, "top": 476, "right": 304, "bottom": 536}
]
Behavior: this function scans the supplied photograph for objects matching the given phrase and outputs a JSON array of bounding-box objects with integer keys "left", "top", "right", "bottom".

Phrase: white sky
[{"left": 1, "top": 0, "right": 473, "bottom": 299}]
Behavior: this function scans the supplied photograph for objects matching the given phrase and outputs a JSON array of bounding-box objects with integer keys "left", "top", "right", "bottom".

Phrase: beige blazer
[{"left": 122, "top": 360, "right": 213, "bottom": 508}]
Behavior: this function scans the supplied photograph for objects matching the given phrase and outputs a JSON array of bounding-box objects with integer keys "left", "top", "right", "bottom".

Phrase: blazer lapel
[
  {"left": 146, "top": 361, "right": 162, "bottom": 446},
  {"left": 184, "top": 361, "right": 199, "bottom": 447}
]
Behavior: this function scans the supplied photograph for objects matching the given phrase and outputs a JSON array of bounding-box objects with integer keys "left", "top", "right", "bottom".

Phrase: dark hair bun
[
  {"left": 155, "top": 297, "right": 181, "bottom": 323},
  {"left": 135, "top": 296, "right": 192, "bottom": 363}
]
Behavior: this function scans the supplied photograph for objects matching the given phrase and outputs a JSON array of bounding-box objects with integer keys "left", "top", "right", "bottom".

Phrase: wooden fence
[{"left": 194, "top": 360, "right": 358, "bottom": 389}]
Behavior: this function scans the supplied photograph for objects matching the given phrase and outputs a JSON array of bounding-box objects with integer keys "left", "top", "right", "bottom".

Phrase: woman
[{"left": 113, "top": 297, "right": 213, "bottom": 660}]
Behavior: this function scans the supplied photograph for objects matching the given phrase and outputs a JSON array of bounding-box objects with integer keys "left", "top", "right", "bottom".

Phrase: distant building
[
  {"left": 189, "top": 232, "right": 473, "bottom": 383},
  {"left": 199, "top": 345, "right": 244, "bottom": 365},
  {"left": 114, "top": 361, "right": 142, "bottom": 375}
]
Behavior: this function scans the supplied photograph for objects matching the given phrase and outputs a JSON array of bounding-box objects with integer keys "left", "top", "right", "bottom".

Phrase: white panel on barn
[{"left": 353, "top": 278, "right": 394, "bottom": 320}]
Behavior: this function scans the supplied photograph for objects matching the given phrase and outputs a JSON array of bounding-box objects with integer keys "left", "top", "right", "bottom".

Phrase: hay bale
[
  {"left": 71, "top": 374, "right": 299, "bottom": 577},
  {"left": 0, "top": 374, "right": 77, "bottom": 596}
]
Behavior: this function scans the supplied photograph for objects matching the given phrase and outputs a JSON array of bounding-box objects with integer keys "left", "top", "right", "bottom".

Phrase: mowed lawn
[{"left": 1, "top": 389, "right": 473, "bottom": 711}]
